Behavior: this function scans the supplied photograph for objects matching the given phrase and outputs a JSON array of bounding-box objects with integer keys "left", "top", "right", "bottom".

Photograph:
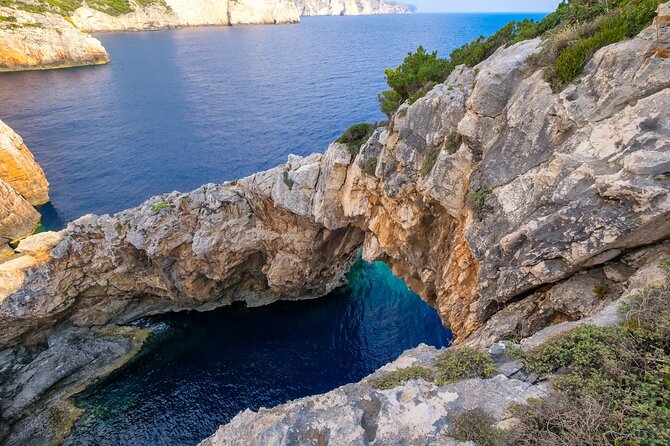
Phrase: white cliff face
[
  {"left": 1, "top": 0, "right": 299, "bottom": 70},
  {"left": 295, "top": 0, "right": 411, "bottom": 16},
  {"left": 71, "top": 0, "right": 300, "bottom": 32},
  {"left": 0, "top": 7, "right": 109, "bottom": 72}
]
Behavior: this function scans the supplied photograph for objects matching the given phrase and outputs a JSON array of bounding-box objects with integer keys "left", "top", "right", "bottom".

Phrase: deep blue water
[
  {"left": 65, "top": 260, "right": 453, "bottom": 445},
  {"left": 0, "top": 13, "right": 545, "bottom": 230}
]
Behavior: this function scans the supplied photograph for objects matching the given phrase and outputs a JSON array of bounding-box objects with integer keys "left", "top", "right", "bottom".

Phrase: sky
[{"left": 410, "top": 0, "right": 562, "bottom": 13}]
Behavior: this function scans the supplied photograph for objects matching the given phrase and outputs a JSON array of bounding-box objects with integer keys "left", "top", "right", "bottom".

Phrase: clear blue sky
[{"left": 410, "top": 0, "right": 562, "bottom": 13}]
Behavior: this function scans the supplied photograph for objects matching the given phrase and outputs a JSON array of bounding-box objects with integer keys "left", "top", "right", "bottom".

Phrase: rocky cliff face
[
  {"left": 1, "top": 10, "right": 669, "bottom": 446},
  {"left": 0, "top": 0, "right": 299, "bottom": 71},
  {"left": 1, "top": 19, "right": 669, "bottom": 347},
  {"left": 0, "top": 7, "right": 109, "bottom": 72},
  {"left": 295, "top": 0, "right": 411, "bottom": 16},
  {"left": 71, "top": 0, "right": 300, "bottom": 32},
  {"left": 0, "top": 120, "right": 48, "bottom": 245}
]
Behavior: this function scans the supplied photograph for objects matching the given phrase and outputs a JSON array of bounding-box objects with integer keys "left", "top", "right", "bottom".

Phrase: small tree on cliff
[{"left": 378, "top": 46, "right": 451, "bottom": 118}]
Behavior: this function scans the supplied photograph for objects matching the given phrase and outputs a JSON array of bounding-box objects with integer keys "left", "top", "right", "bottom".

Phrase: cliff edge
[
  {"left": 0, "top": 120, "right": 48, "bottom": 247},
  {"left": 0, "top": 3, "right": 669, "bottom": 445}
]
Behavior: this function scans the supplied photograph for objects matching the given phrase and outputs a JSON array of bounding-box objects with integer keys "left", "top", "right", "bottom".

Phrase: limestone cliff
[
  {"left": 1, "top": 18, "right": 669, "bottom": 347},
  {"left": 0, "top": 7, "right": 109, "bottom": 72},
  {"left": 0, "top": 120, "right": 48, "bottom": 245},
  {"left": 71, "top": 0, "right": 301, "bottom": 32},
  {"left": 0, "top": 120, "right": 49, "bottom": 206},
  {"left": 295, "top": 0, "right": 412, "bottom": 16},
  {"left": 1, "top": 9, "right": 669, "bottom": 445},
  {"left": 0, "top": 0, "right": 299, "bottom": 71}
]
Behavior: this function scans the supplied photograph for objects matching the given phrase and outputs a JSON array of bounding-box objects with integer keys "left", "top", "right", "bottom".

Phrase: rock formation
[
  {"left": 295, "top": 0, "right": 412, "bottom": 16},
  {"left": 0, "top": 120, "right": 49, "bottom": 206},
  {"left": 0, "top": 179, "right": 40, "bottom": 245},
  {"left": 1, "top": 18, "right": 669, "bottom": 347},
  {"left": 1, "top": 7, "right": 669, "bottom": 445},
  {"left": 0, "top": 7, "right": 109, "bottom": 72},
  {"left": 71, "top": 0, "right": 301, "bottom": 32},
  {"left": 0, "top": 120, "right": 48, "bottom": 245}
]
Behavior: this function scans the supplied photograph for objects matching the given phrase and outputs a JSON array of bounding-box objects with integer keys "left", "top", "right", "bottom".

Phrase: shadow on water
[{"left": 65, "top": 260, "right": 452, "bottom": 446}]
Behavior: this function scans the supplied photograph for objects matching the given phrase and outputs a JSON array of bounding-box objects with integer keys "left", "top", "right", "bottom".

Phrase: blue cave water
[{"left": 64, "top": 260, "right": 452, "bottom": 445}]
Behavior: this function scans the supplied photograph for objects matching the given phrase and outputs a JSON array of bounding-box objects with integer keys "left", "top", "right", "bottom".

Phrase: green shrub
[
  {"left": 371, "top": 366, "right": 432, "bottom": 390},
  {"left": 445, "top": 131, "right": 462, "bottom": 154},
  {"left": 435, "top": 347, "right": 496, "bottom": 385},
  {"left": 362, "top": 157, "right": 378, "bottom": 176},
  {"left": 467, "top": 187, "right": 493, "bottom": 215},
  {"left": 421, "top": 146, "right": 440, "bottom": 177},
  {"left": 593, "top": 283, "right": 608, "bottom": 298},
  {"left": 421, "top": 130, "right": 464, "bottom": 178},
  {"left": 514, "top": 280, "right": 670, "bottom": 445},
  {"left": 151, "top": 201, "right": 170, "bottom": 213},
  {"left": 449, "top": 408, "right": 510, "bottom": 446},
  {"left": 548, "top": 21, "right": 628, "bottom": 91},
  {"left": 378, "top": 90, "right": 403, "bottom": 118},
  {"left": 282, "top": 171, "right": 294, "bottom": 190},
  {"left": 544, "top": 0, "right": 662, "bottom": 91},
  {"left": 379, "top": 46, "right": 451, "bottom": 117},
  {"left": 336, "top": 123, "right": 376, "bottom": 154}
]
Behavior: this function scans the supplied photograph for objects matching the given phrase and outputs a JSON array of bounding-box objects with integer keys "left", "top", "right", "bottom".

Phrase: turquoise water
[{"left": 65, "top": 261, "right": 452, "bottom": 445}]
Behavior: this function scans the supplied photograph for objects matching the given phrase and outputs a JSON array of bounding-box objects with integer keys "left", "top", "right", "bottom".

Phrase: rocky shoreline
[{"left": 0, "top": 4, "right": 669, "bottom": 445}]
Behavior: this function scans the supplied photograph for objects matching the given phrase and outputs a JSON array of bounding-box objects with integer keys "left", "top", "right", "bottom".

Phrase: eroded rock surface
[
  {"left": 0, "top": 120, "right": 48, "bottom": 247},
  {"left": 2, "top": 20, "right": 669, "bottom": 349},
  {"left": 0, "top": 179, "right": 39, "bottom": 244},
  {"left": 199, "top": 343, "right": 547, "bottom": 446},
  {"left": 0, "top": 120, "right": 49, "bottom": 206},
  {"left": 0, "top": 325, "right": 148, "bottom": 445},
  {"left": 0, "top": 7, "right": 109, "bottom": 71},
  {"left": 71, "top": 0, "right": 301, "bottom": 32}
]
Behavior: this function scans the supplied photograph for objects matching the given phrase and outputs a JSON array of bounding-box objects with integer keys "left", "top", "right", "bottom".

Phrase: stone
[
  {"left": 0, "top": 325, "right": 148, "bottom": 445},
  {"left": 199, "top": 345, "right": 546, "bottom": 446},
  {"left": 0, "top": 119, "right": 49, "bottom": 205},
  {"left": 0, "top": 178, "right": 39, "bottom": 244},
  {"left": 0, "top": 7, "right": 109, "bottom": 71}
]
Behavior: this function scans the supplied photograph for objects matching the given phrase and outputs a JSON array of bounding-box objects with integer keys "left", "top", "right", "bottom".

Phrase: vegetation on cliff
[
  {"left": 370, "top": 346, "right": 496, "bottom": 389},
  {"left": 509, "top": 266, "right": 670, "bottom": 446},
  {"left": 336, "top": 122, "right": 377, "bottom": 154},
  {"left": 0, "top": 0, "right": 168, "bottom": 17},
  {"left": 378, "top": 0, "right": 664, "bottom": 115}
]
